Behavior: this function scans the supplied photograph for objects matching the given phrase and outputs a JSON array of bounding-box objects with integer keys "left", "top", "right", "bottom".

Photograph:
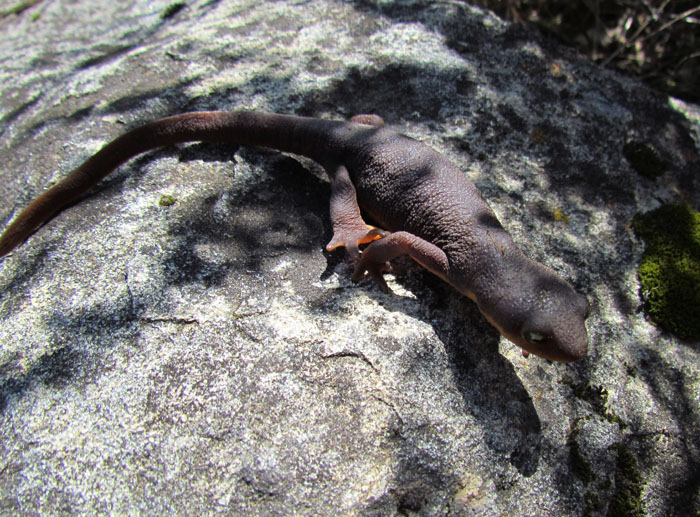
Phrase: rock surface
[{"left": 0, "top": 0, "right": 699, "bottom": 514}]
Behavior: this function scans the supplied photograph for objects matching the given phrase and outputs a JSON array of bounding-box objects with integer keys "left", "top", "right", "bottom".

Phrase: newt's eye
[{"left": 523, "top": 331, "right": 548, "bottom": 344}]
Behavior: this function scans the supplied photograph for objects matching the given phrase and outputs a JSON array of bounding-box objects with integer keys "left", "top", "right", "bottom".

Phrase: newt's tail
[{"left": 0, "top": 111, "right": 342, "bottom": 257}]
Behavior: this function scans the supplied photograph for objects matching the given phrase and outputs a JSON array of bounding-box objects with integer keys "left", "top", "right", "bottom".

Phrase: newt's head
[{"left": 473, "top": 258, "right": 590, "bottom": 362}]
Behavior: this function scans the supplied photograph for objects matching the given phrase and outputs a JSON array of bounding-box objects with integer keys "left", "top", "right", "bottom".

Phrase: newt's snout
[{"left": 475, "top": 260, "right": 591, "bottom": 363}]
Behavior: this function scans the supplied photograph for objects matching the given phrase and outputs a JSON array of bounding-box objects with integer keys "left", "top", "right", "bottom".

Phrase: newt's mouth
[
  {"left": 478, "top": 308, "right": 587, "bottom": 363},
  {"left": 521, "top": 345, "right": 585, "bottom": 363}
]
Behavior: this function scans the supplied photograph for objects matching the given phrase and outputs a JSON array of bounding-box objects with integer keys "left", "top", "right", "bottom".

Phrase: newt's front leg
[
  {"left": 324, "top": 161, "right": 450, "bottom": 292},
  {"left": 325, "top": 163, "right": 384, "bottom": 259}
]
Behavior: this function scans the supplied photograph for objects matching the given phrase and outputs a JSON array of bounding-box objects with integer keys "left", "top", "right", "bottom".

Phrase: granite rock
[{"left": 0, "top": 0, "right": 699, "bottom": 514}]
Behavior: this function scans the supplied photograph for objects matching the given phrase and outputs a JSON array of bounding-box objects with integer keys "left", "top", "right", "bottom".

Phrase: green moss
[
  {"left": 574, "top": 383, "right": 608, "bottom": 412},
  {"left": 623, "top": 141, "right": 668, "bottom": 179},
  {"left": 584, "top": 492, "right": 602, "bottom": 517},
  {"left": 608, "top": 444, "right": 645, "bottom": 517},
  {"left": 632, "top": 204, "right": 700, "bottom": 341},
  {"left": 158, "top": 194, "right": 177, "bottom": 207},
  {"left": 554, "top": 208, "right": 570, "bottom": 224},
  {"left": 562, "top": 380, "right": 629, "bottom": 429},
  {"left": 605, "top": 412, "right": 628, "bottom": 429},
  {"left": 162, "top": 2, "right": 186, "bottom": 19},
  {"left": 569, "top": 436, "right": 594, "bottom": 484},
  {"left": 568, "top": 418, "right": 594, "bottom": 484},
  {"left": 0, "top": 0, "right": 43, "bottom": 18}
]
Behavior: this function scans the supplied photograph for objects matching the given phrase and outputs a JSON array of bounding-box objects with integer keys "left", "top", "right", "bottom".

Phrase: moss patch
[
  {"left": 553, "top": 208, "right": 570, "bottom": 224},
  {"left": 562, "top": 379, "right": 628, "bottom": 429},
  {"left": 568, "top": 422, "right": 593, "bottom": 485},
  {"left": 0, "top": 0, "right": 43, "bottom": 18},
  {"left": 584, "top": 492, "right": 602, "bottom": 517},
  {"left": 158, "top": 194, "right": 178, "bottom": 207},
  {"left": 161, "top": 2, "right": 186, "bottom": 19},
  {"left": 608, "top": 444, "right": 645, "bottom": 517},
  {"left": 623, "top": 141, "right": 668, "bottom": 179},
  {"left": 632, "top": 204, "right": 700, "bottom": 341}
]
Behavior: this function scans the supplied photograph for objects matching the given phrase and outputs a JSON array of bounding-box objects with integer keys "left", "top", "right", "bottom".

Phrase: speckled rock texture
[{"left": 0, "top": 1, "right": 699, "bottom": 515}]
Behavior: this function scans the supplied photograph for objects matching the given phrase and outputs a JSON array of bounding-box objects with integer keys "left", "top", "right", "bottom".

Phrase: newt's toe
[
  {"left": 325, "top": 227, "right": 384, "bottom": 257},
  {"left": 352, "top": 260, "right": 392, "bottom": 292}
]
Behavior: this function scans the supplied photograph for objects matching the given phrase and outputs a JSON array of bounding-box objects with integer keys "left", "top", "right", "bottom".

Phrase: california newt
[{"left": 0, "top": 111, "right": 590, "bottom": 361}]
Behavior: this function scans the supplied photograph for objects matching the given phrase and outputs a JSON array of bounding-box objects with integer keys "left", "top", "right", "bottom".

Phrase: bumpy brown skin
[{"left": 0, "top": 111, "right": 590, "bottom": 361}]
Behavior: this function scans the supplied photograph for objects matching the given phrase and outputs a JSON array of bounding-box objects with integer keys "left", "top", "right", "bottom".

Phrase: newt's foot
[
  {"left": 326, "top": 226, "right": 385, "bottom": 259},
  {"left": 352, "top": 259, "right": 393, "bottom": 292}
]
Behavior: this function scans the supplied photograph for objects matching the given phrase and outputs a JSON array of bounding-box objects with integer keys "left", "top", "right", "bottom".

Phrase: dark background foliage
[{"left": 470, "top": 0, "right": 700, "bottom": 102}]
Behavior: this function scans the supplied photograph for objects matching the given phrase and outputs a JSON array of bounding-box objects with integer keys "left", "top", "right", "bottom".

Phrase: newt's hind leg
[
  {"left": 352, "top": 231, "right": 450, "bottom": 292},
  {"left": 325, "top": 163, "right": 384, "bottom": 259}
]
